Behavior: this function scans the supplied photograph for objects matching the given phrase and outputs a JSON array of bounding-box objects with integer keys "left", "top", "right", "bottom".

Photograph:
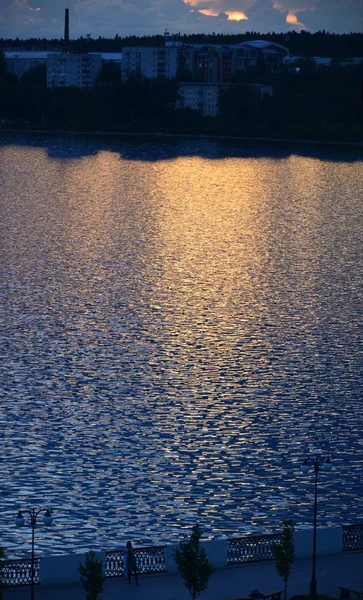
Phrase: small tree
[
  {"left": 173, "top": 523, "right": 215, "bottom": 600},
  {"left": 272, "top": 520, "right": 296, "bottom": 600},
  {"left": 78, "top": 551, "right": 106, "bottom": 600}
]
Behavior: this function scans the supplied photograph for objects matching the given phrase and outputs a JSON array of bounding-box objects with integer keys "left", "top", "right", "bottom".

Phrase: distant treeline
[
  {"left": 0, "top": 51, "right": 362, "bottom": 143},
  {"left": 1, "top": 31, "right": 363, "bottom": 59}
]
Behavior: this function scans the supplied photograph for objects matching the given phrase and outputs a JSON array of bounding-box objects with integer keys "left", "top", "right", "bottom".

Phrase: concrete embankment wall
[{"left": 39, "top": 526, "right": 343, "bottom": 585}]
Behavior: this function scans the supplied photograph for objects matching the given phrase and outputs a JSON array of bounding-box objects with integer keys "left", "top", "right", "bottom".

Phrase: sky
[{"left": 0, "top": 0, "right": 362, "bottom": 39}]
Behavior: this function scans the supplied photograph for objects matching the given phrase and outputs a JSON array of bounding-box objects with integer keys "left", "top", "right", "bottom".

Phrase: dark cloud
[
  {"left": 300, "top": 0, "right": 363, "bottom": 33},
  {"left": 246, "top": 0, "right": 289, "bottom": 31},
  {"left": 0, "top": 0, "right": 361, "bottom": 38}
]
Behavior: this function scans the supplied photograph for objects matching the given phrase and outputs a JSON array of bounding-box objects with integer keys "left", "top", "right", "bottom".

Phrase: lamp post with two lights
[
  {"left": 15, "top": 507, "right": 53, "bottom": 600},
  {"left": 301, "top": 455, "right": 332, "bottom": 596}
]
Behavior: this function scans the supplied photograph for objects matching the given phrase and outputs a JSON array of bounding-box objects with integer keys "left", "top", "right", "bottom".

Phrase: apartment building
[
  {"left": 177, "top": 83, "right": 219, "bottom": 117},
  {"left": 47, "top": 53, "right": 102, "bottom": 88},
  {"left": 177, "top": 82, "right": 273, "bottom": 117},
  {"left": 4, "top": 51, "right": 53, "bottom": 79},
  {"left": 121, "top": 46, "right": 177, "bottom": 81},
  {"left": 178, "top": 45, "right": 236, "bottom": 83},
  {"left": 177, "top": 41, "right": 288, "bottom": 83}
]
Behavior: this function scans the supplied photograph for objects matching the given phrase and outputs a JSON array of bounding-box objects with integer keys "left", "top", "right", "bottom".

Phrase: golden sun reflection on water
[
  {"left": 145, "top": 156, "right": 279, "bottom": 431},
  {"left": 1, "top": 139, "right": 362, "bottom": 555},
  {"left": 152, "top": 156, "right": 268, "bottom": 297}
]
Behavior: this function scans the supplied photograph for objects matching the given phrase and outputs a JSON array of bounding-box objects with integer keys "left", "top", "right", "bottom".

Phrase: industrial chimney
[{"left": 64, "top": 8, "right": 69, "bottom": 42}]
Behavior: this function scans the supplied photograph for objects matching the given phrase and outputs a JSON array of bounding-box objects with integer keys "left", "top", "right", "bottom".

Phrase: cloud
[
  {"left": 0, "top": 0, "right": 70, "bottom": 37},
  {"left": 246, "top": 0, "right": 290, "bottom": 31},
  {"left": 0, "top": 0, "right": 361, "bottom": 38},
  {"left": 185, "top": 0, "right": 252, "bottom": 23},
  {"left": 300, "top": 0, "right": 363, "bottom": 33},
  {"left": 273, "top": 0, "right": 363, "bottom": 32}
]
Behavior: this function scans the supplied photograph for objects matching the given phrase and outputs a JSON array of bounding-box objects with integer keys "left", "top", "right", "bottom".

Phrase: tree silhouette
[
  {"left": 78, "top": 551, "right": 105, "bottom": 600},
  {"left": 272, "top": 520, "right": 296, "bottom": 600},
  {"left": 173, "top": 523, "right": 215, "bottom": 600}
]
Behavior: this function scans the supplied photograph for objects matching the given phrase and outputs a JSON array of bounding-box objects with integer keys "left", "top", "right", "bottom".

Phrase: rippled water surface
[{"left": 0, "top": 134, "right": 362, "bottom": 557}]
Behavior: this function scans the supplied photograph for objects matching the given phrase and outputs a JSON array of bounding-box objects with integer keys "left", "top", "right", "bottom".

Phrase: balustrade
[
  {"left": 227, "top": 533, "right": 283, "bottom": 565},
  {"left": 3, "top": 526, "right": 362, "bottom": 588},
  {"left": 342, "top": 524, "right": 363, "bottom": 551},
  {"left": 106, "top": 545, "right": 166, "bottom": 577},
  {"left": 1, "top": 557, "right": 39, "bottom": 586}
]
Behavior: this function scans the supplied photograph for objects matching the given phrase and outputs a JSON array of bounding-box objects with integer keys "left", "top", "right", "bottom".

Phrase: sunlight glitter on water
[{"left": 0, "top": 135, "right": 362, "bottom": 557}]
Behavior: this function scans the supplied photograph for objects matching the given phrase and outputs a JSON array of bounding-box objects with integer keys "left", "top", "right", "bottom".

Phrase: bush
[
  {"left": 173, "top": 523, "right": 215, "bottom": 600},
  {"left": 78, "top": 551, "right": 106, "bottom": 600}
]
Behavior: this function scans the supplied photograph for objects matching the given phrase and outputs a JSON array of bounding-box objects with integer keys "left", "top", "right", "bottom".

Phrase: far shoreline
[{"left": 1, "top": 128, "right": 363, "bottom": 148}]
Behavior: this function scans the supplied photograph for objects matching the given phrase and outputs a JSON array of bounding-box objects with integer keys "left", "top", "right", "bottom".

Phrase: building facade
[
  {"left": 47, "top": 53, "right": 102, "bottom": 88},
  {"left": 177, "top": 41, "right": 289, "bottom": 83},
  {"left": 121, "top": 46, "right": 177, "bottom": 81},
  {"left": 4, "top": 40, "right": 288, "bottom": 89},
  {"left": 177, "top": 82, "right": 273, "bottom": 117},
  {"left": 177, "top": 83, "right": 219, "bottom": 116},
  {"left": 4, "top": 52, "right": 121, "bottom": 84},
  {"left": 4, "top": 51, "right": 51, "bottom": 79}
]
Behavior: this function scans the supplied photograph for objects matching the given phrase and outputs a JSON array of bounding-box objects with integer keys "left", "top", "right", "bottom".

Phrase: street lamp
[
  {"left": 301, "top": 455, "right": 332, "bottom": 597},
  {"left": 15, "top": 507, "right": 53, "bottom": 600}
]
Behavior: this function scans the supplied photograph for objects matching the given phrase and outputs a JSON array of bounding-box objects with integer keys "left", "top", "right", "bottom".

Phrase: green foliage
[
  {"left": 176, "top": 67, "right": 194, "bottom": 82},
  {"left": 1, "top": 32, "right": 363, "bottom": 58},
  {"left": 95, "top": 61, "right": 122, "bottom": 87},
  {"left": 0, "top": 50, "right": 6, "bottom": 74},
  {"left": 20, "top": 63, "right": 47, "bottom": 87},
  {"left": 272, "top": 520, "right": 295, "bottom": 600},
  {"left": 219, "top": 85, "right": 261, "bottom": 132},
  {"left": 0, "top": 50, "right": 17, "bottom": 86},
  {"left": 173, "top": 523, "right": 215, "bottom": 600},
  {"left": 78, "top": 551, "right": 106, "bottom": 600}
]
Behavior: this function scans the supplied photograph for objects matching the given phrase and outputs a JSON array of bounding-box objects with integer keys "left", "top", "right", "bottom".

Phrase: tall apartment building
[
  {"left": 4, "top": 51, "right": 52, "bottom": 79},
  {"left": 178, "top": 45, "right": 246, "bottom": 83},
  {"left": 177, "top": 41, "right": 288, "bottom": 83},
  {"left": 47, "top": 53, "right": 102, "bottom": 88},
  {"left": 121, "top": 46, "right": 177, "bottom": 81}
]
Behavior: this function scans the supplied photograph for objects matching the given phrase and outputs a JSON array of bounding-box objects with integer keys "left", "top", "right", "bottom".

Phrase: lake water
[{"left": 0, "top": 133, "right": 362, "bottom": 558}]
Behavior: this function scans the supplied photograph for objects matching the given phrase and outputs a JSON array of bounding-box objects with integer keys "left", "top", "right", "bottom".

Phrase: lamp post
[
  {"left": 301, "top": 455, "right": 332, "bottom": 597},
  {"left": 15, "top": 507, "right": 53, "bottom": 600}
]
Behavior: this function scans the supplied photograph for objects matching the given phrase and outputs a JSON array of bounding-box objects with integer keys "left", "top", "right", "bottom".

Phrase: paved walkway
[{"left": 4, "top": 552, "right": 363, "bottom": 600}]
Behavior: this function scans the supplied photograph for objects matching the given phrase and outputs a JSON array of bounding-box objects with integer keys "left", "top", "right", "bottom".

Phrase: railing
[
  {"left": 1, "top": 557, "right": 40, "bottom": 587},
  {"left": 5, "top": 526, "right": 360, "bottom": 587},
  {"left": 228, "top": 533, "right": 283, "bottom": 565},
  {"left": 342, "top": 524, "right": 363, "bottom": 551},
  {"left": 106, "top": 545, "right": 167, "bottom": 577}
]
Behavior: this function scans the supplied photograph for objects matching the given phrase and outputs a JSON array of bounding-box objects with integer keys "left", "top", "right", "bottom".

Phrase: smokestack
[{"left": 64, "top": 8, "right": 69, "bottom": 43}]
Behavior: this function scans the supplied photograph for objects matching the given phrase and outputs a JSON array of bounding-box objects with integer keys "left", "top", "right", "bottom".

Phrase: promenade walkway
[{"left": 4, "top": 551, "right": 363, "bottom": 600}]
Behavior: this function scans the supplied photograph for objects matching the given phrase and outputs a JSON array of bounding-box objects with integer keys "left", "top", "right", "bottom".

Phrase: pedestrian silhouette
[{"left": 123, "top": 540, "right": 139, "bottom": 585}]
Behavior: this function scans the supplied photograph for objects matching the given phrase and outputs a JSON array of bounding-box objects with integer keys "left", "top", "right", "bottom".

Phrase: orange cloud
[
  {"left": 225, "top": 10, "right": 248, "bottom": 21},
  {"left": 286, "top": 11, "right": 297, "bottom": 23},
  {"left": 273, "top": 1, "right": 313, "bottom": 29},
  {"left": 184, "top": 1, "right": 249, "bottom": 21},
  {"left": 199, "top": 8, "right": 220, "bottom": 16}
]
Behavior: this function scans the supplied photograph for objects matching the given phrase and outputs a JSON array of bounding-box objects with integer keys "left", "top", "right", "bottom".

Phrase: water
[{"left": 0, "top": 133, "right": 362, "bottom": 558}]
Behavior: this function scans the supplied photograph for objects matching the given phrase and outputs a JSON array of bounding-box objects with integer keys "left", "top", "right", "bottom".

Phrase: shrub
[
  {"left": 78, "top": 551, "right": 106, "bottom": 600},
  {"left": 173, "top": 523, "right": 215, "bottom": 600}
]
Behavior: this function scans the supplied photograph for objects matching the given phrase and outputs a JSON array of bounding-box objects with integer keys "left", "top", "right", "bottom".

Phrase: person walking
[{"left": 123, "top": 540, "right": 139, "bottom": 585}]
